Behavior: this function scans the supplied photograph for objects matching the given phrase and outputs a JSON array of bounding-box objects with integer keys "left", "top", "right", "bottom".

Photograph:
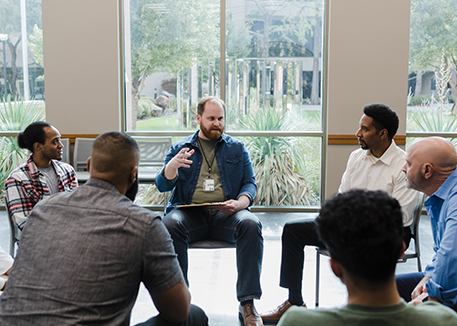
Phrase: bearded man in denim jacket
[{"left": 156, "top": 97, "right": 263, "bottom": 326}]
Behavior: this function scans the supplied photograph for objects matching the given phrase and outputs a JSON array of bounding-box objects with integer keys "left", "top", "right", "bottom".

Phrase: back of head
[
  {"left": 18, "top": 121, "right": 52, "bottom": 152},
  {"left": 316, "top": 189, "right": 403, "bottom": 284},
  {"left": 197, "top": 96, "right": 226, "bottom": 116},
  {"left": 90, "top": 132, "right": 139, "bottom": 184},
  {"left": 363, "top": 103, "right": 399, "bottom": 140}
]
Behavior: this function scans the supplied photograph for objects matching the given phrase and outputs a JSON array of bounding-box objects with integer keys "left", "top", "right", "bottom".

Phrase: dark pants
[
  {"left": 163, "top": 207, "right": 263, "bottom": 302},
  {"left": 396, "top": 272, "right": 457, "bottom": 312},
  {"left": 135, "top": 305, "right": 208, "bottom": 326},
  {"left": 279, "top": 220, "right": 323, "bottom": 290},
  {"left": 396, "top": 272, "right": 425, "bottom": 302},
  {"left": 280, "top": 219, "right": 413, "bottom": 291}
]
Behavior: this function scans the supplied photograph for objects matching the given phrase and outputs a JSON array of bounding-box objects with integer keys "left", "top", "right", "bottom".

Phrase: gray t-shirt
[
  {"left": 38, "top": 165, "right": 59, "bottom": 194},
  {"left": 0, "top": 178, "right": 182, "bottom": 325},
  {"left": 278, "top": 300, "right": 457, "bottom": 326}
]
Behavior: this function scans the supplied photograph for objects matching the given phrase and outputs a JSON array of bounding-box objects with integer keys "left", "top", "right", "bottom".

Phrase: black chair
[{"left": 397, "top": 192, "right": 426, "bottom": 271}]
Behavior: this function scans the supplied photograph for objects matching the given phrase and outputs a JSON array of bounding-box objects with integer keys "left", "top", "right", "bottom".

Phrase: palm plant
[
  {"left": 139, "top": 184, "right": 165, "bottom": 205},
  {"left": 239, "top": 106, "right": 316, "bottom": 206},
  {"left": 0, "top": 99, "right": 45, "bottom": 192}
]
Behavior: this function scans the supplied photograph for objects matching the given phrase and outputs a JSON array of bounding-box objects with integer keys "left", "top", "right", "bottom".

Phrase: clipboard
[{"left": 176, "top": 202, "right": 227, "bottom": 208}]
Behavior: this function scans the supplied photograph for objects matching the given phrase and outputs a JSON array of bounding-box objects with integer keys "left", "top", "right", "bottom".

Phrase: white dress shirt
[
  {"left": 339, "top": 141, "right": 420, "bottom": 226},
  {"left": 0, "top": 246, "right": 13, "bottom": 292}
]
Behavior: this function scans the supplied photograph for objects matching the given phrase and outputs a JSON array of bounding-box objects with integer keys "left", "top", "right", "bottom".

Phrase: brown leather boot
[
  {"left": 239, "top": 302, "right": 263, "bottom": 326},
  {"left": 260, "top": 300, "right": 307, "bottom": 324}
]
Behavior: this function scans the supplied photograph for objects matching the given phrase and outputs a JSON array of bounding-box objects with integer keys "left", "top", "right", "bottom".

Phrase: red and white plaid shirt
[{"left": 5, "top": 154, "right": 78, "bottom": 230}]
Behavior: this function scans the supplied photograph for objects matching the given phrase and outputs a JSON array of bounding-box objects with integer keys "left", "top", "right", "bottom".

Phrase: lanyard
[{"left": 197, "top": 137, "right": 216, "bottom": 178}]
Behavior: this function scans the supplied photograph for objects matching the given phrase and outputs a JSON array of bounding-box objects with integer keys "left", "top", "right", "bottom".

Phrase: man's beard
[
  {"left": 201, "top": 124, "right": 224, "bottom": 140},
  {"left": 358, "top": 138, "right": 369, "bottom": 150},
  {"left": 405, "top": 173, "right": 424, "bottom": 192},
  {"left": 125, "top": 174, "right": 139, "bottom": 201}
]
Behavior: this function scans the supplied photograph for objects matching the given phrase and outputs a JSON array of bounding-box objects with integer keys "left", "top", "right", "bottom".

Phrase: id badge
[{"left": 203, "top": 178, "right": 215, "bottom": 191}]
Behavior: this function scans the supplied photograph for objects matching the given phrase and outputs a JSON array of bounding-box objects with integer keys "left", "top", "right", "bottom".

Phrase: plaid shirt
[{"left": 5, "top": 154, "right": 78, "bottom": 231}]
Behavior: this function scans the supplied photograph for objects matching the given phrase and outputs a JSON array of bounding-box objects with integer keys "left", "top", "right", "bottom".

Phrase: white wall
[
  {"left": 325, "top": 0, "right": 411, "bottom": 196},
  {"left": 42, "top": 0, "right": 121, "bottom": 134}
]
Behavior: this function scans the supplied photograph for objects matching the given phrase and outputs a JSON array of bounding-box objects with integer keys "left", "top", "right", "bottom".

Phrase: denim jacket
[{"left": 155, "top": 131, "right": 257, "bottom": 214}]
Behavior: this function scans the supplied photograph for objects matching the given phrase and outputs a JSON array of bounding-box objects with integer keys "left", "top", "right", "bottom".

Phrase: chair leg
[
  {"left": 417, "top": 257, "right": 422, "bottom": 272},
  {"left": 315, "top": 250, "right": 320, "bottom": 307},
  {"left": 10, "top": 238, "right": 14, "bottom": 257}
]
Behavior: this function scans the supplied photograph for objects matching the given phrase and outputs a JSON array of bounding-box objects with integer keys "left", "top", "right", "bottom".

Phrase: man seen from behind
[
  {"left": 0, "top": 132, "right": 207, "bottom": 326},
  {"left": 278, "top": 190, "right": 457, "bottom": 326}
]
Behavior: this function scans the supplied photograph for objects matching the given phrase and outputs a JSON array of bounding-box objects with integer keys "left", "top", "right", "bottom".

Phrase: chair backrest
[
  {"left": 134, "top": 137, "right": 171, "bottom": 168},
  {"left": 60, "top": 138, "right": 70, "bottom": 164},
  {"left": 73, "top": 138, "right": 95, "bottom": 171},
  {"left": 133, "top": 137, "right": 172, "bottom": 169},
  {"left": 4, "top": 196, "right": 18, "bottom": 257},
  {"left": 411, "top": 192, "right": 426, "bottom": 240}
]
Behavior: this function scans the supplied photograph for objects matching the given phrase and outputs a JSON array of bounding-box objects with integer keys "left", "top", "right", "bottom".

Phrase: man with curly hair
[{"left": 278, "top": 190, "right": 457, "bottom": 326}]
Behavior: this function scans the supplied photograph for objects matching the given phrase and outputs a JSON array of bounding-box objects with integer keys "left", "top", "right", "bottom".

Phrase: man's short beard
[{"left": 201, "top": 126, "right": 224, "bottom": 140}]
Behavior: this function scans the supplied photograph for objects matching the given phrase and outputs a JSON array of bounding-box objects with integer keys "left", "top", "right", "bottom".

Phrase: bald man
[
  {"left": 0, "top": 132, "right": 207, "bottom": 326},
  {"left": 397, "top": 137, "right": 457, "bottom": 310}
]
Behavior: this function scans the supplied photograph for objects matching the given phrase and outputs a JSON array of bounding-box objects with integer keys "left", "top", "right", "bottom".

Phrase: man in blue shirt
[
  {"left": 155, "top": 97, "right": 263, "bottom": 326},
  {"left": 397, "top": 136, "right": 457, "bottom": 309}
]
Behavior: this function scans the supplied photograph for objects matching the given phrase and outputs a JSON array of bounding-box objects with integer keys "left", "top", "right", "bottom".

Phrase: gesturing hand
[
  {"left": 164, "top": 148, "right": 195, "bottom": 180},
  {"left": 169, "top": 148, "right": 195, "bottom": 169}
]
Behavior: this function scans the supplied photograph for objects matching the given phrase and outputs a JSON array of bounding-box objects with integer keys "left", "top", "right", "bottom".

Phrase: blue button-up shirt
[
  {"left": 425, "top": 168, "right": 457, "bottom": 306},
  {"left": 155, "top": 131, "right": 257, "bottom": 214}
]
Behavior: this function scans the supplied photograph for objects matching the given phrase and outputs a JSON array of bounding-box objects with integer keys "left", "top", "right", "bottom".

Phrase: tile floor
[{"left": 0, "top": 211, "right": 434, "bottom": 326}]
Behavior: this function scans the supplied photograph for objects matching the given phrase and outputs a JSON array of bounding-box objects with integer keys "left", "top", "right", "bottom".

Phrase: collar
[
  {"left": 26, "top": 154, "right": 40, "bottom": 177},
  {"left": 84, "top": 178, "right": 121, "bottom": 194},
  {"left": 26, "top": 154, "right": 63, "bottom": 178},
  {"left": 429, "top": 168, "right": 457, "bottom": 202},
  {"left": 362, "top": 140, "right": 397, "bottom": 166}
]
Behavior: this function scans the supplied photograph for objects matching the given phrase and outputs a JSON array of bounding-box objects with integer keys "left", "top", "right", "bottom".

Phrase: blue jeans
[{"left": 163, "top": 207, "right": 263, "bottom": 302}]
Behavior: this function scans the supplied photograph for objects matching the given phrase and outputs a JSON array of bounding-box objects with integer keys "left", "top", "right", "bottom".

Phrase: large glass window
[
  {"left": 406, "top": 0, "right": 457, "bottom": 134},
  {"left": 0, "top": 0, "right": 44, "bottom": 102},
  {"left": 124, "top": 0, "right": 325, "bottom": 208},
  {"left": 0, "top": 0, "right": 44, "bottom": 194}
]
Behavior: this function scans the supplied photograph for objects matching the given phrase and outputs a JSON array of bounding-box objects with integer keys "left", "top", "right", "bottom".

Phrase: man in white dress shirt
[{"left": 261, "top": 103, "right": 420, "bottom": 324}]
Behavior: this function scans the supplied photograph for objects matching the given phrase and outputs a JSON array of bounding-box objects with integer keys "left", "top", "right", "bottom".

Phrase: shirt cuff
[{"left": 237, "top": 192, "right": 254, "bottom": 206}]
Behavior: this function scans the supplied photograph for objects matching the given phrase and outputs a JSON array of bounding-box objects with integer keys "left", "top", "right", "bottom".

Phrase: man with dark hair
[
  {"left": 155, "top": 96, "right": 263, "bottom": 326},
  {"left": 397, "top": 137, "right": 457, "bottom": 310},
  {"left": 5, "top": 121, "right": 77, "bottom": 231},
  {"left": 261, "top": 103, "right": 420, "bottom": 323},
  {"left": 277, "top": 190, "right": 457, "bottom": 326},
  {"left": 0, "top": 132, "right": 208, "bottom": 326}
]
